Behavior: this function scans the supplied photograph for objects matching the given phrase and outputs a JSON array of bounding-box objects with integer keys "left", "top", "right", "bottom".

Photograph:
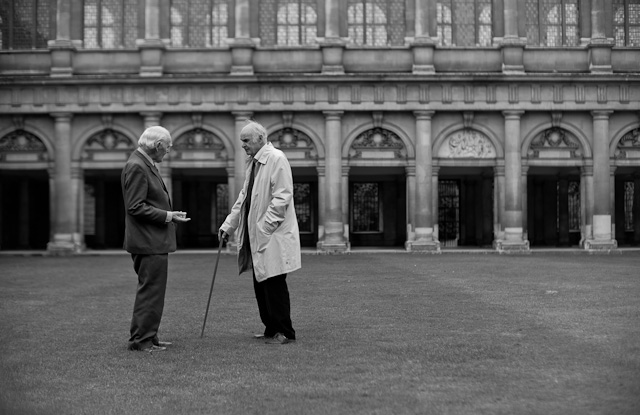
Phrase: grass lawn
[{"left": 1, "top": 252, "right": 639, "bottom": 415}]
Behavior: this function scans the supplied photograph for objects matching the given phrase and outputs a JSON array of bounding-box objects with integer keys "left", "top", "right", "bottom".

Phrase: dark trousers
[
  {"left": 128, "top": 254, "right": 168, "bottom": 350},
  {"left": 253, "top": 273, "right": 295, "bottom": 340}
]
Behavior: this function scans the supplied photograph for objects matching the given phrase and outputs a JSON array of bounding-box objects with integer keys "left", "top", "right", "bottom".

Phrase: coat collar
[{"left": 253, "top": 142, "right": 274, "bottom": 165}]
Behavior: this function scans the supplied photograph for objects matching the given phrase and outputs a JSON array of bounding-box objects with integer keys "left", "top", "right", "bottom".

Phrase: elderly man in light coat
[{"left": 219, "top": 120, "right": 301, "bottom": 344}]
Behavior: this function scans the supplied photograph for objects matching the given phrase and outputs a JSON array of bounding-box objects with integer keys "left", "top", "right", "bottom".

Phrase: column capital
[
  {"left": 341, "top": 166, "right": 350, "bottom": 176},
  {"left": 414, "top": 110, "right": 435, "bottom": 120},
  {"left": 71, "top": 166, "right": 83, "bottom": 179},
  {"left": 51, "top": 112, "right": 73, "bottom": 121},
  {"left": 323, "top": 111, "right": 344, "bottom": 120},
  {"left": 316, "top": 165, "right": 326, "bottom": 176},
  {"left": 225, "top": 167, "right": 235, "bottom": 177},
  {"left": 432, "top": 166, "right": 440, "bottom": 175},
  {"left": 581, "top": 165, "right": 594, "bottom": 176},
  {"left": 521, "top": 165, "right": 529, "bottom": 175},
  {"left": 502, "top": 110, "right": 524, "bottom": 119},
  {"left": 591, "top": 110, "right": 613, "bottom": 120},
  {"left": 494, "top": 165, "right": 505, "bottom": 176},
  {"left": 232, "top": 111, "right": 254, "bottom": 120},
  {"left": 405, "top": 165, "right": 416, "bottom": 176}
]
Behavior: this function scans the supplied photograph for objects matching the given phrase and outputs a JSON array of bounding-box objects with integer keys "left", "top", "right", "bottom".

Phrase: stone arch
[
  {"left": 265, "top": 121, "right": 325, "bottom": 159},
  {"left": 171, "top": 123, "right": 235, "bottom": 160},
  {"left": 171, "top": 127, "right": 230, "bottom": 162},
  {"left": 342, "top": 122, "right": 414, "bottom": 160},
  {"left": 0, "top": 127, "right": 53, "bottom": 165},
  {"left": 73, "top": 124, "right": 138, "bottom": 161},
  {"left": 521, "top": 122, "right": 592, "bottom": 159},
  {"left": 268, "top": 127, "right": 319, "bottom": 162},
  {"left": 611, "top": 122, "right": 640, "bottom": 159},
  {"left": 433, "top": 124, "right": 502, "bottom": 159}
]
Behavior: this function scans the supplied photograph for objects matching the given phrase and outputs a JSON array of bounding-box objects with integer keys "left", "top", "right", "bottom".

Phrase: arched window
[
  {"left": 170, "top": 0, "right": 230, "bottom": 47},
  {"left": 83, "top": 0, "right": 137, "bottom": 48},
  {"left": 614, "top": 0, "right": 640, "bottom": 47},
  {"left": 260, "top": 0, "right": 317, "bottom": 46},
  {"left": 0, "top": 0, "right": 51, "bottom": 50},
  {"left": 525, "top": 0, "right": 580, "bottom": 47},
  {"left": 347, "top": 0, "right": 405, "bottom": 46},
  {"left": 437, "top": 0, "right": 492, "bottom": 47}
]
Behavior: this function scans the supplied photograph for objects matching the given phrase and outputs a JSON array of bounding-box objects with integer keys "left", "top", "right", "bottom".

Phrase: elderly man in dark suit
[{"left": 121, "top": 126, "right": 190, "bottom": 352}]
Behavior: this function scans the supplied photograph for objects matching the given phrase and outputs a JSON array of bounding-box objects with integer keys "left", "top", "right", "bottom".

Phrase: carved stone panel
[
  {"left": 269, "top": 128, "right": 318, "bottom": 160},
  {"left": 348, "top": 128, "right": 406, "bottom": 159},
  {"left": 615, "top": 128, "right": 640, "bottom": 159},
  {"left": 527, "top": 127, "right": 582, "bottom": 159},
  {"left": 437, "top": 129, "right": 496, "bottom": 159},
  {"left": 173, "top": 128, "right": 228, "bottom": 161},
  {"left": 82, "top": 129, "right": 135, "bottom": 161},
  {"left": 0, "top": 130, "right": 48, "bottom": 162}
]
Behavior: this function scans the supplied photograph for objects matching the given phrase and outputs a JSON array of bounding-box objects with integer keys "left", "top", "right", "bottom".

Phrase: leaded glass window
[
  {"left": 83, "top": 0, "right": 137, "bottom": 48},
  {"left": 614, "top": 0, "right": 640, "bottom": 47},
  {"left": 624, "top": 181, "right": 634, "bottom": 231},
  {"left": 0, "top": 0, "right": 51, "bottom": 49},
  {"left": 294, "top": 183, "right": 313, "bottom": 233},
  {"left": 437, "top": 0, "right": 492, "bottom": 47},
  {"left": 352, "top": 183, "right": 381, "bottom": 233},
  {"left": 260, "top": 0, "right": 317, "bottom": 46},
  {"left": 347, "top": 0, "right": 405, "bottom": 46},
  {"left": 525, "top": 0, "right": 580, "bottom": 46},
  {"left": 170, "top": 0, "right": 229, "bottom": 47}
]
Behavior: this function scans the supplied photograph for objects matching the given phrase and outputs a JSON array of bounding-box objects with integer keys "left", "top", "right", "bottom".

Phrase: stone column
[
  {"left": 493, "top": 163, "right": 505, "bottom": 244},
  {"left": 580, "top": 164, "right": 594, "bottom": 246},
  {"left": 498, "top": 111, "right": 528, "bottom": 251},
  {"left": 48, "top": 113, "right": 80, "bottom": 254},
  {"left": 139, "top": 0, "right": 165, "bottom": 77},
  {"left": 319, "top": 111, "right": 348, "bottom": 252},
  {"left": 586, "top": 111, "right": 616, "bottom": 249},
  {"left": 342, "top": 166, "right": 350, "bottom": 241},
  {"left": 49, "top": 0, "right": 75, "bottom": 77},
  {"left": 72, "top": 166, "right": 85, "bottom": 250},
  {"left": 229, "top": 0, "right": 255, "bottom": 75},
  {"left": 521, "top": 164, "right": 529, "bottom": 242},
  {"left": 407, "top": 111, "right": 439, "bottom": 251},
  {"left": 316, "top": 164, "right": 326, "bottom": 242},
  {"left": 232, "top": 112, "right": 253, "bottom": 199},
  {"left": 321, "top": 0, "right": 345, "bottom": 74},
  {"left": 432, "top": 165, "right": 440, "bottom": 242},
  {"left": 501, "top": 0, "right": 526, "bottom": 73},
  {"left": 405, "top": 165, "right": 416, "bottom": 244},
  {"left": 589, "top": 0, "right": 614, "bottom": 73},
  {"left": 411, "top": 0, "right": 435, "bottom": 74}
]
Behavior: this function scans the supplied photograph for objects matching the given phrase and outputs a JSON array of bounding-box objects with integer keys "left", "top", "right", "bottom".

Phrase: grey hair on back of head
[{"left": 138, "top": 126, "right": 171, "bottom": 150}]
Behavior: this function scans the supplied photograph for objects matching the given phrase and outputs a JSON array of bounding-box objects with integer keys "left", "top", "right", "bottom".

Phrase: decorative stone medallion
[{"left": 437, "top": 129, "right": 496, "bottom": 159}]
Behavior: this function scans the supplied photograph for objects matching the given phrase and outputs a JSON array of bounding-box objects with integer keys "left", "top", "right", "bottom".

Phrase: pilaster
[
  {"left": 49, "top": 0, "right": 75, "bottom": 77},
  {"left": 588, "top": 0, "right": 614, "bottom": 73},
  {"left": 138, "top": 0, "right": 165, "bottom": 77},
  {"left": 230, "top": 1, "right": 255, "bottom": 76},
  {"left": 321, "top": 0, "right": 345, "bottom": 74}
]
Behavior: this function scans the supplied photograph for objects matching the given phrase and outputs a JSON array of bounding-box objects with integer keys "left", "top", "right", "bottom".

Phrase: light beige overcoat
[{"left": 221, "top": 143, "right": 301, "bottom": 281}]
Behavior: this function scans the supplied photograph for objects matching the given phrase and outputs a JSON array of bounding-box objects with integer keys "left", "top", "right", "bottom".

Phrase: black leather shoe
[{"left": 265, "top": 333, "right": 294, "bottom": 344}]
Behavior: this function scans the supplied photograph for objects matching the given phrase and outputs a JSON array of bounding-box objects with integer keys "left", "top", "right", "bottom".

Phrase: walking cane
[{"left": 201, "top": 237, "right": 224, "bottom": 338}]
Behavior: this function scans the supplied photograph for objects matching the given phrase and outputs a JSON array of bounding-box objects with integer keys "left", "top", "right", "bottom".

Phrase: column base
[
  {"left": 316, "top": 240, "right": 350, "bottom": 254},
  {"left": 230, "top": 65, "right": 254, "bottom": 76},
  {"left": 405, "top": 240, "right": 441, "bottom": 252},
  {"left": 47, "top": 233, "right": 82, "bottom": 255},
  {"left": 493, "top": 239, "right": 530, "bottom": 253},
  {"left": 583, "top": 239, "right": 618, "bottom": 252}
]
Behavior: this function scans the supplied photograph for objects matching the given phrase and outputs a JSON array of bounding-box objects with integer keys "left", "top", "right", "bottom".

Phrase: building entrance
[
  {"left": 527, "top": 169, "right": 581, "bottom": 247},
  {"left": 348, "top": 167, "right": 406, "bottom": 247},
  {"left": 437, "top": 170, "right": 493, "bottom": 248},
  {"left": 0, "top": 170, "right": 49, "bottom": 250},
  {"left": 614, "top": 172, "right": 640, "bottom": 246},
  {"left": 83, "top": 170, "right": 125, "bottom": 249}
]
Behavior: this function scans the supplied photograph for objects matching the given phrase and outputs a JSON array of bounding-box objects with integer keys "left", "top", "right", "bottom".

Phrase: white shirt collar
[{"left": 137, "top": 147, "right": 155, "bottom": 167}]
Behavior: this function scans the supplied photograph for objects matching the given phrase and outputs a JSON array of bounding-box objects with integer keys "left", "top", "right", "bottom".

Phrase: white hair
[
  {"left": 138, "top": 126, "right": 171, "bottom": 150},
  {"left": 241, "top": 121, "right": 267, "bottom": 142}
]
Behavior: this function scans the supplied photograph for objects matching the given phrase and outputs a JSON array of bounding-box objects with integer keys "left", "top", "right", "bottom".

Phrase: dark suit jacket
[{"left": 121, "top": 150, "right": 177, "bottom": 254}]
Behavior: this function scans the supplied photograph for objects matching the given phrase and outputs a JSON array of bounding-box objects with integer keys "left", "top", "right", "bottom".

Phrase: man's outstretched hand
[{"left": 172, "top": 211, "right": 191, "bottom": 223}]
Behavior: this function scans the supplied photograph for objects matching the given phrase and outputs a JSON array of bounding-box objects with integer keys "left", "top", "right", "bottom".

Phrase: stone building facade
[{"left": 0, "top": 0, "right": 639, "bottom": 253}]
